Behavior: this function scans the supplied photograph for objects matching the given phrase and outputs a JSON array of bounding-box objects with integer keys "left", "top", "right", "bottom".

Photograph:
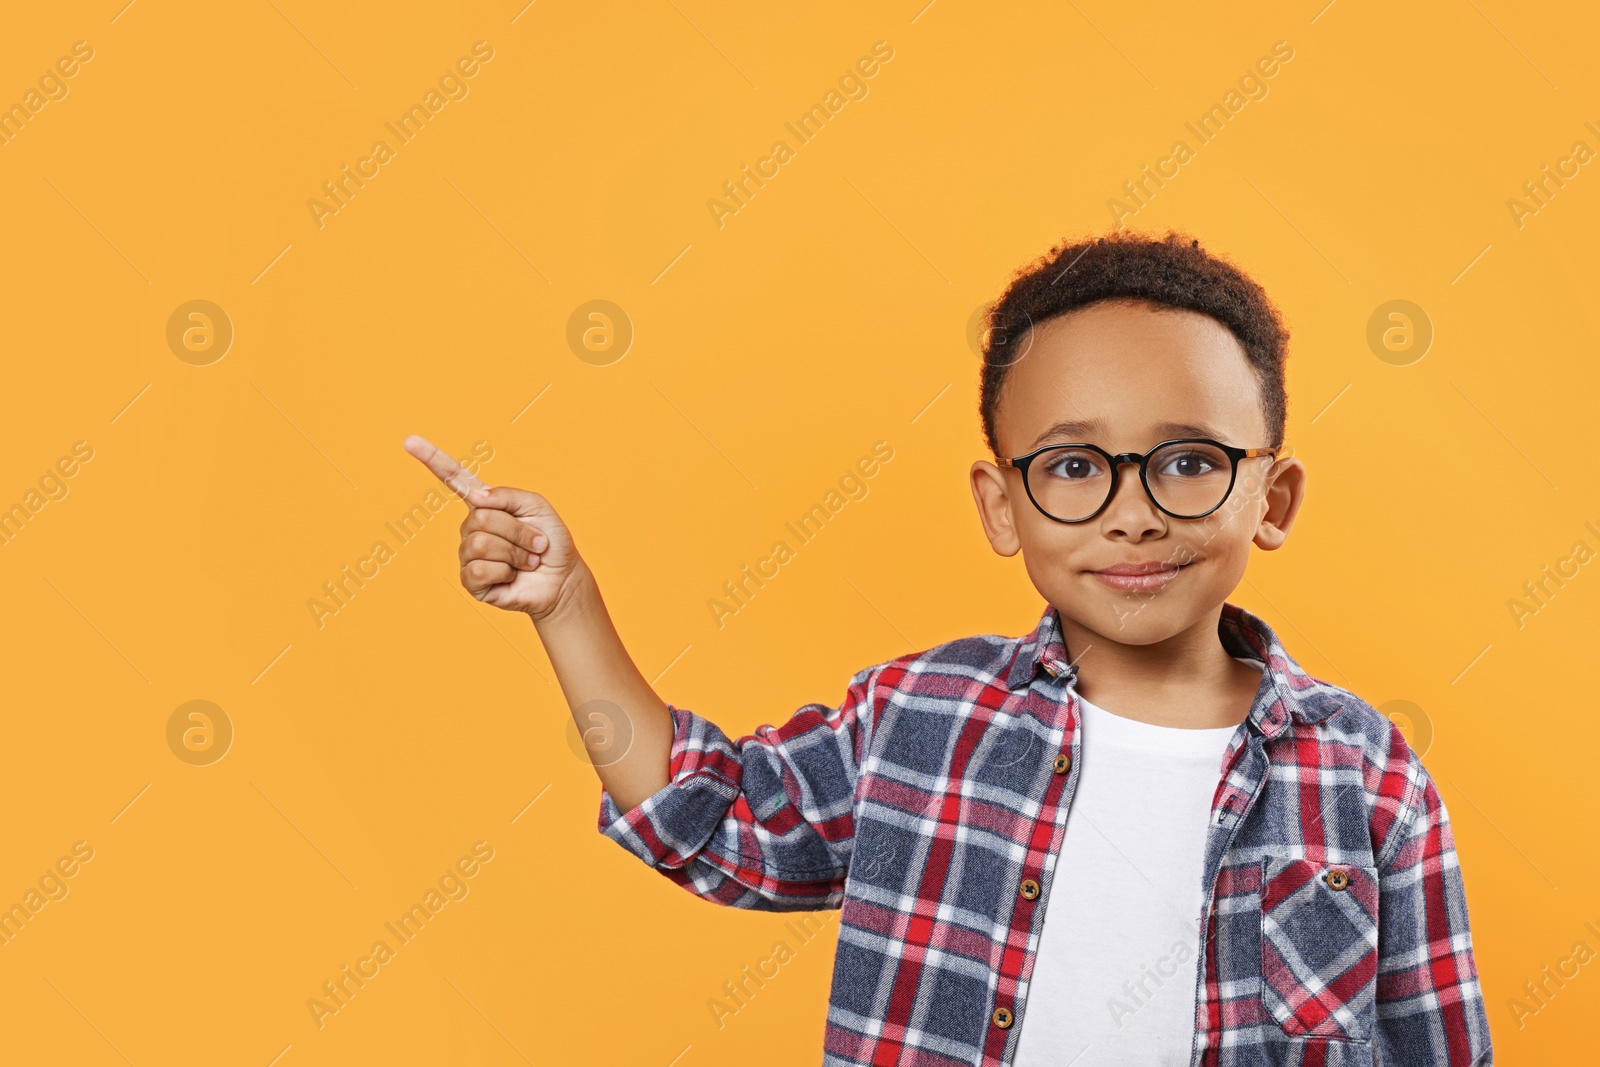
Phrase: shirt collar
[{"left": 1002, "top": 600, "right": 1345, "bottom": 737}]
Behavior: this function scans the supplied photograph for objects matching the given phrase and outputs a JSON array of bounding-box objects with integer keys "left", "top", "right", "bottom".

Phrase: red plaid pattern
[{"left": 598, "top": 601, "right": 1492, "bottom": 1065}]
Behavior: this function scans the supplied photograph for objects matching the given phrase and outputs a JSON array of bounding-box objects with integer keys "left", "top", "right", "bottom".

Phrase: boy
[{"left": 403, "top": 229, "right": 1492, "bottom": 1066}]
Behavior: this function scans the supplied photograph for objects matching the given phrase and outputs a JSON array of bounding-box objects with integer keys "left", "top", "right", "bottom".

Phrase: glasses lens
[
  {"left": 1029, "top": 447, "right": 1112, "bottom": 521},
  {"left": 1146, "top": 441, "right": 1233, "bottom": 516}
]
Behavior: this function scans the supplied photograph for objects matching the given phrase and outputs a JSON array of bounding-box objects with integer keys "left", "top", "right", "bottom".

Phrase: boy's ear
[
  {"left": 1253, "top": 456, "right": 1306, "bottom": 550},
  {"left": 970, "top": 460, "right": 1023, "bottom": 556}
]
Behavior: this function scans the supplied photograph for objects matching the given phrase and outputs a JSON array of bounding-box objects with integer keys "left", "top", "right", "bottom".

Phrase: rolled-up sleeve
[
  {"left": 597, "top": 662, "right": 885, "bottom": 912},
  {"left": 1373, "top": 752, "right": 1494, "bottom": 1065}
]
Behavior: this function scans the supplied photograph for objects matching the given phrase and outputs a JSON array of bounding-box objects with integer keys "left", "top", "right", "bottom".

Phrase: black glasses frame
[{"left": 996, "top": 437, "right": 1281, "bottom": 524}]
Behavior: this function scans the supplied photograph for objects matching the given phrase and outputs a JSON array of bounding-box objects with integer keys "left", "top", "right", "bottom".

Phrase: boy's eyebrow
[
  {"left": 1152, "top": 420, "right": 1227, "bottom": 440},
  {"left": 1026, "top": 418, "right": 1228, "bottom": 450},
  {"left": 1028, "top": 418, "right": 1104, "bottom": 449}
]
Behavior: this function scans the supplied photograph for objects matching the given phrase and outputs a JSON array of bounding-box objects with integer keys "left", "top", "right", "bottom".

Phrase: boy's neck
[{"left": 1058, "top": 605, "right": 1259, "bottom": 730}]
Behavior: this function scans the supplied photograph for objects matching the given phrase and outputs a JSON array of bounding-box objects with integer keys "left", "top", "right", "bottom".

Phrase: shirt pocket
[{"left": 1258, "top": 856, "right": 1379, "bottom": 1042}]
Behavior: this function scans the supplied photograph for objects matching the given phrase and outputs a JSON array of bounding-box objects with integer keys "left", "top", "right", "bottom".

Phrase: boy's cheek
[{"left": 1188, "top": 541, "right": 1254, "bottom": 607}]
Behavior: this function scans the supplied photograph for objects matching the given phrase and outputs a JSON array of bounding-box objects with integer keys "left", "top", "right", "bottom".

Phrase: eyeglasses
[{"left": 996, "top": 437, "right": 1281, "bottom": 524}]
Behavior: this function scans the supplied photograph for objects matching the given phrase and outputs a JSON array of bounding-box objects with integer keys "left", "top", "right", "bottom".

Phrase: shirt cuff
[{"left": 596, "top": 703, "right": 742, "bottom": 870}]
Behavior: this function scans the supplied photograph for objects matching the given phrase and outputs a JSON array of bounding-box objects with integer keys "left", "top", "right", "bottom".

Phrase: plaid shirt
[{"left": 597, "top": 601, "right": 1493, "bottom": 1066}]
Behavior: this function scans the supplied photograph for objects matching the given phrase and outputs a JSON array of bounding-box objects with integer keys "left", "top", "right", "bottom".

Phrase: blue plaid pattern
[{"left": 597, "top": 601, "right": 1492, "bottom": 1065}]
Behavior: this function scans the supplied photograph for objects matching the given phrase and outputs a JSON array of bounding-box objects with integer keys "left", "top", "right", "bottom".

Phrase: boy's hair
[{"left": 979, "top": 229, "right": 1289, "bottom": 458}]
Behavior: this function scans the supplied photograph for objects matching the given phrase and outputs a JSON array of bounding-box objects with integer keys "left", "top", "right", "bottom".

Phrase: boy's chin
[{"left": 1069, "top": 591, "right": 1211, "bottom": 647}]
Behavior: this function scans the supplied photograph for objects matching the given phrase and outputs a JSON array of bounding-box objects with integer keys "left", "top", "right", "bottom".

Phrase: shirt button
[
  {"left": 1052, "top": 753, "right": 1071, "bottom": 775},
  {"left": 992, "top": 1006, "right": 1014, "bottom": 1029},
  {"left": 1327, "top": 868, "right": 1350, "bottom": 891},
  {"left": 1019, "top": 879, "right": 1041, "bottom": 901}
]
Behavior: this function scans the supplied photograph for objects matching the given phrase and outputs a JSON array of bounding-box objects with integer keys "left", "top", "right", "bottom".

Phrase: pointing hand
[{"left": 402, "top": 434, "right": 586, "bottom": 620}]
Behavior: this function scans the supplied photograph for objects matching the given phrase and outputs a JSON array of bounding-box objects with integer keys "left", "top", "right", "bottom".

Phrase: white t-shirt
[{"left": 1011, "top": 674, "right": 1255, "bottom": 1066}]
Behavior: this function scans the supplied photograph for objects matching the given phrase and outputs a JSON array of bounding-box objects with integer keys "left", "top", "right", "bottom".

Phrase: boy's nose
[{"left": 1100, "top": 463, "right": 1164, "bottom": 539}]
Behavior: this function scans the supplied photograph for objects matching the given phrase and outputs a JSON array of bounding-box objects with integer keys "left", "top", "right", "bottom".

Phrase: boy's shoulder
[
  {"left": 1284, "top": 674, "right": 1440, "bottom": 841},
  {"left": 1298, "top": 679, "right": 1405, "bottom": 747},
  {"left": 846, "top": 619, "right": 1044, "bottom": 699},
  {"left": 1294, "top": 677, "right": 1432, "bottom": 786},
  {"left": 1218, "top": 605, "right": 1445, "bottom": 863}
]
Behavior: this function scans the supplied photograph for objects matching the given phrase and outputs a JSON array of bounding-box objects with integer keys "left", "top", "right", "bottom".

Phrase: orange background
[{"left": 1, "top": 1, "right": 1595, "bottom": 1063}]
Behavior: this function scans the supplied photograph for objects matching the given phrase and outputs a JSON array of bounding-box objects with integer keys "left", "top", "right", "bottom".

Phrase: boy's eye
[
  {"left": 1156, "top": 450, "right": 1219, "bottom": 478},
  {"left": 1041, "top": 449, "right": 1103, "bottom": 480}
]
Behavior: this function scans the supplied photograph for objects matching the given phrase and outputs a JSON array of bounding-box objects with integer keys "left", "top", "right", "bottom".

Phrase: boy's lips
[{"left": 1086, "top": 560, "right": 1188, "bottom": 591}]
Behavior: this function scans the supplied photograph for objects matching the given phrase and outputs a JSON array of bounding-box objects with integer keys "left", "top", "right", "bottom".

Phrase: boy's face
[{"left": 969, "top": 298, "right": 1306, "bottom": 649}]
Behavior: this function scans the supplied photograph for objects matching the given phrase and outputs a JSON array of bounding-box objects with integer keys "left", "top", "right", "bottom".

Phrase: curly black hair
[{"left": 979, "top": 229, "right": 1289, "bottom": 459}]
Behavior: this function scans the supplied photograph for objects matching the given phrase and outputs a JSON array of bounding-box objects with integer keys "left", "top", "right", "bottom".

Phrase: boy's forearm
[{"left": 531, "top": 561, "right": 674, "bottom": 813}]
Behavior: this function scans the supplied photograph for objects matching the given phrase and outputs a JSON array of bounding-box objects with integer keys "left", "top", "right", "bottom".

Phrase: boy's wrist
[{"left": 526, "top": 558, "right": 598, "bottom": 628}]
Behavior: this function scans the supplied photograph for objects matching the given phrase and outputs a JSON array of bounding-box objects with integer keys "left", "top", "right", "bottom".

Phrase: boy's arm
[
  {"left": 401, "top": 444, "right": 877, "bottom": 912},
  {"left": 1372, "top": 748, "right": 1493, "bottom": 1065},
  {"left": 594, "top": 663, "right": 883, "bottom": 912},
  {"left": 529, "top": 561, "right": 677, "bottom": 815},
  {"left": 529, "top": 560, "right": 880, "bottom": 912}
]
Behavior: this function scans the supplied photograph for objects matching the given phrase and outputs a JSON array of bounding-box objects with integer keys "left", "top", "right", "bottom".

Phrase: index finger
[{"left": 402, "top": 434, "right": 488, "bottom": 502}]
